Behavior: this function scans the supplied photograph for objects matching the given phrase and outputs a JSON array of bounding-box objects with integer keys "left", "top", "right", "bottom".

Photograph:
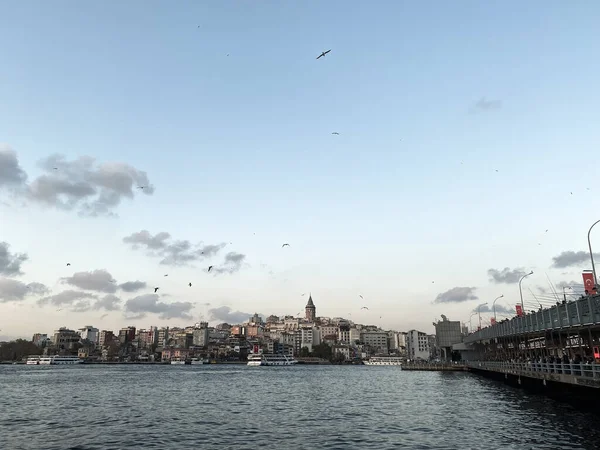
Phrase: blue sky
[{"left": 1, "top": 1, "right": 599, "bottom": 338}]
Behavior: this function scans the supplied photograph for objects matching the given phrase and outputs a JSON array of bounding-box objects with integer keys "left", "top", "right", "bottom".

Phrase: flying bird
[
  {"left": 545, "top": 229, "right": 548, "bottom": 233},
  {"left": 301, "top": 293, "right": 306, "bottom": 296},
  {"left": 359, "top": 295, "right": 364, "bottom": 299},
  {"left": 495, "top": 169, "right": 499, "bottom": 172},
  {"left": 154, "top": 287, "right": 159, "bottom": 293},
  {"left": 282, "top": 243, "right": 290, "bottom": 248},
  {"left": 208, "top": 266, "right": 213, "bottom": 273},
  {"left": 361, "top": 306, "right": 369, "bottom": 310},
  {"left": 100, "top": 314, "right": 108, "bottom": 319},
  {"left": 137, "top": 186, "right": 146, "bottom": 189},
  {"left": 332, "top": 132, "right": 340, "bottom": 135},
  {"left": 57, "top": 308, "right": 62, "bottom": 312},
  {"left": 316, "top": 49, "right": 331, "bottom": 59},
  {"left": 53, "top": 167, "right": 58, "bottom": 170},
  {"left": 188, "top": 282, "right": 192, "bottom": 287},
  {"left": 66, "top": 263, "right": 71, "bottom": 266},
  {"left": 164, "top": 274, "right": 168, "bottom": 277}
]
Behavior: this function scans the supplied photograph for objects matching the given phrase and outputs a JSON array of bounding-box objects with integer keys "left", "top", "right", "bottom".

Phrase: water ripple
[{"left": 0, "top": 366, "right": 599, "bottom": 449}]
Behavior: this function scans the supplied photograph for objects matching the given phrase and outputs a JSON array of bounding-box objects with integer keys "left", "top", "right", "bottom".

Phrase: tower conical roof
[{"left": 306, "top": 294, "right": 315, "bottom": 307}]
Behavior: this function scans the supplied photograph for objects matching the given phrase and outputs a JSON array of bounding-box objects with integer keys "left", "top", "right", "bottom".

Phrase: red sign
[
  {"left": 515, "top": 304, "right": 523, "bottom": 317},
  {"left": 490, "top": 318, "right": 496, "bottom": 325},
  {"left": 582, "top": 271, "right": 597, "bottom": 295}
]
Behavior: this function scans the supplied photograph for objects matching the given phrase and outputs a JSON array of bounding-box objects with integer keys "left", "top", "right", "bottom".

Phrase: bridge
[{"left": 461, "top": 294, "right": 600, "bottom": 362}]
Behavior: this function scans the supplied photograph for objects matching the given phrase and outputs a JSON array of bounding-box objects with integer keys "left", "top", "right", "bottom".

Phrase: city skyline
[{"left": 2, "top": 2, "right": 600, "bottom": 339}]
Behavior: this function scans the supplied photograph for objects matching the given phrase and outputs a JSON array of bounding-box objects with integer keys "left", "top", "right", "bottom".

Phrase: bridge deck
[
  {"left": 467, "top": 361, "right": 600, "bottom": 388},
  {"left": 464, "top": 294, "right": 600, "bottom": 343}
]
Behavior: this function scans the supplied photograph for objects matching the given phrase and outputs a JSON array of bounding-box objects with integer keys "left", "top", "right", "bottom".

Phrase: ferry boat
[
  {"left": 190, "top": 357, "right": 204, "bottom": 365},
  {"left": 247, "top": 353, "right": 298, "bottom": 366},
  {"left": 37, "top": 356, "right": 83, "bottom": 365},
  {"left": 26, "top": 356, "right": 41, "bottom": 365},
  {"left": 363, "top": 357, "right": 403, "bottom": 366},
  {"left": 170, "top": 357, "right": 187, "bottom": 365}
]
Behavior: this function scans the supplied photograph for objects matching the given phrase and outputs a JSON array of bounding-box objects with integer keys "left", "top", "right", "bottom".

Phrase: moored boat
[
  {"left": 247, "top": 353, "right": 298, "bottom": 366},
  {"left": 363, "top": 357, "right": 403, "bottom": 366}
]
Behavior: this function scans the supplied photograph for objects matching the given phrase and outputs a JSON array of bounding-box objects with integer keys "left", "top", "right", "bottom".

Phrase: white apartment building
[
  {"left": 406, "top": 329, "right": 430, "bottom": 360},
  {"left": 294, "top": 326, "right": 315, "bottom": 354},
  {"left": 78, "top": 326, "right": 99, "bottom": 345}
]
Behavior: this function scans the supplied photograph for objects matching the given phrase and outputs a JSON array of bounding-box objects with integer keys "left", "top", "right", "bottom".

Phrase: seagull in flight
[
  {"left": 208, "top": 266, "right": 213, "bottom": 273},
  {"left": 188, "top": 282, "right": 192, "bottom": 287},
  {"left": 282, "top": 243, "right": 290, "bottom": 248},
  {"left": 316, "top": 49, "right": 331, "bottom": 59},
  {"left": 332, "top": 132, "right": 340, "bottom": 135},
  {"left": 53, "top": 167, "right": 58, "bottom": 170},
  {"left": 154, "top": 287, "right": 159, "bottom": 293},
  {"left": 100, "top": 314, "right": 108, "bottom": 319},
  {"left": 359, "top": 295, "right": 364, "bottom": 299},
  {"left": 57, "top": 308, "right": 62, "bottom": 312},
  {"left": 164, "top": 274, "right": 168, "bottom": 277},
  {"left": 66, "top": 263, "right": 71, "bottom": 266},
  {"left": 361, "top": 306, "right": 369, "bottom": 310}
]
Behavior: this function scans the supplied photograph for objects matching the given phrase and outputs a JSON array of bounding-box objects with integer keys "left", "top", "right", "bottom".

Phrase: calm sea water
[{"left": 1, "top": 365, "right": 599, "bottom": 450}]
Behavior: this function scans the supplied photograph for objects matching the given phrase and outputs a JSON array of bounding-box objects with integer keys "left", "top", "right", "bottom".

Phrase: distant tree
[
  {"left": 0, "top": 339, "right": 43, "bottom": 361},
  {"left": 332, "top": 352, "right": 346, "bottom": 364},
  {"left": 311, "top": 343, "right": 332, "bottom": 360},
  {"left": 299, "top": 347, "right": 311, "bottom": 357}
]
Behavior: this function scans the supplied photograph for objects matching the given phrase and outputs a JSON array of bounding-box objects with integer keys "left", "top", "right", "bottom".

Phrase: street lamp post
[
  {"left": 469, "top": 312, "right": 477, "bottom": 333},
  {"left": 563, "top": 285, "right": 572, "bottom": 302},
  {"left": 492, "top": 295, "right": 504, "bottom": 322},
  {"left": 519, "top": 271, "right": 534, "bottom": 312},
  {"left": 477, "top": 302, "right": 488, "bottom": 330},
  {"left": 588, "top": 219, "right": 600, "bottom": 288}
]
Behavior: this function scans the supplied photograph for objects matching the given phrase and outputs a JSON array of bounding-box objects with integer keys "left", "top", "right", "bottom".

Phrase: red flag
[
  {"left": 582, "top": 271, "right": 597, "bottom": 295},
  {"left": 490, "top": 318, "right": 496, "bottom": 325},
  {"left": 515, "top": 304, "right": 523, "bottom": 317}
]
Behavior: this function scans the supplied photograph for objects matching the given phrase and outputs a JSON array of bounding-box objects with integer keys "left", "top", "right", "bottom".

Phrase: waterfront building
[
  {"left": 305, "top": 295, "right": 316, "bottom": 322},
  {"left": 246, "top": 325, "right": 264, "bottom": 338},
  {"left": 32, "top": 333, "right": 48, "bottom": 347},
  {"left": 434, "top": 315, "right": 463, "bottom": 360},
  {"left": 52, "top": 327, "right": 81, "bottom": 351},
  {"left": 249, "top": 313, "right": 264, "bottom": 325},
  {"left": 319, "top": 325, "right": 339, "bottom": 341},
  {"left": 118, "top": 326, "right": 136, "bottom": 344},
  {"left": 406, "top": 330, "right": 430, "bottom": 360},
  {"left": 294, "top": 326, "right": 315, "bottom": 354},
  {"left": 193, "top": 326, "right": 209, "bottom": 347},
  {"left": 332, "top": 344, "right": 351, "bottom": 361},
  {"left": 78, "top": 326, "right": 99, "bottom": 345},
  {"left": 157, "top": 327, "right": 169, "bottom": 346},
  {"left": 361, "top": 331, "right": 389, "bottom": 354},
  {"left": 99, "top": 330, "right": 114, "bottom": 347}
]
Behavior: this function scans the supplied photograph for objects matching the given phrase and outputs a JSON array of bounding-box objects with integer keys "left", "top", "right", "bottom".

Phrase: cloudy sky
[{"left": 1, "top": 2, "right": 599, "bottom": 339}]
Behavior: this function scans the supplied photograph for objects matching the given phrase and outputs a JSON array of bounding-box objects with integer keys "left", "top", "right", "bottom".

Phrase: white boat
[
  {"left": 38, "top": 356, "right": 82, "bottom": 365},
  {"left": 190, "top": 358, "right": 204, "bottom": 365},
  {"left": 247, "top": 353, "right": 298, "bottom": 366},
  {"left": 363, "top": 357, "right": 403, "bottom": 366},
  {"left": 26, "top": 356, "right": 41, "bottom": 365},
  {"left": 170, "top": 357, "right": 187, "bottom": 365}
]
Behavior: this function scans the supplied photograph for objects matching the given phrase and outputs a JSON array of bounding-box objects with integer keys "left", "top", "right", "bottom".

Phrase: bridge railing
[
  {"left": 467, "top": 361, "right": 600, "bottom": 380},
  {"left": 464, "top": 294, "right": 600, "bottom": 343}
]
